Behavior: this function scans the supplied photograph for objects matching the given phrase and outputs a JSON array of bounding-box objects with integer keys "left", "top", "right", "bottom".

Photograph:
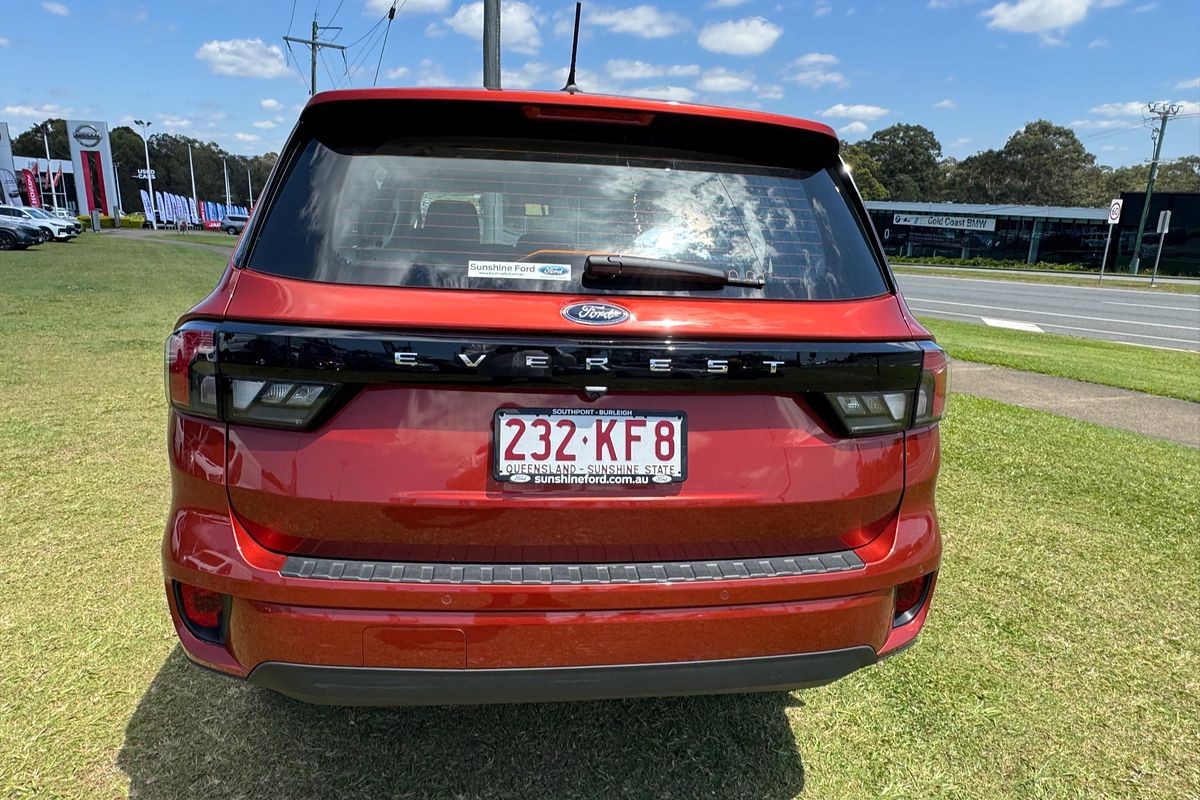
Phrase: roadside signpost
[
  {"left": 1098, "top": 199, "right": 1122, "bottom": 284},
  {"left": 1150, "top": 210, "right": 1171, "bottom": 287}
]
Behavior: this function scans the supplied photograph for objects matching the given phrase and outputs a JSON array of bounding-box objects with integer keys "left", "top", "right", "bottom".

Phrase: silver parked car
[{"left": 219, "top": 213, "right": 249, "bottom": 235}]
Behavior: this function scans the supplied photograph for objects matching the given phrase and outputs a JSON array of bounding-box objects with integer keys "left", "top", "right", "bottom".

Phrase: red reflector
[
  {"left": 894, "top": 575, "right": 927, "bottom": 621},
  {"left": 522, "top": 104, "right": 655, "bottom": 126},
  {"left": 179, "top": 583, "right": 223, "bottom": 629}
]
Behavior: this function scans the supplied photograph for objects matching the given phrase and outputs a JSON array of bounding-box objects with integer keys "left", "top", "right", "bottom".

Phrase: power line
[
  {"left": 327, "top": 0, "right": 347, "bottom": 27},
  {"left": 373, "top": 1, "right": 403, "bottom": 86},
  {"left": 283, "top": 39, "right": 311, "bottom": 93},
  {"left": 345, "top": 14, "right": 392, "bottom": 85}
]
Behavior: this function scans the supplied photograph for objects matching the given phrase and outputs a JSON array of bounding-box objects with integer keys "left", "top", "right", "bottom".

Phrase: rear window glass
[{"left": 247, "top": 137, "right": 888, "bottom": 301}]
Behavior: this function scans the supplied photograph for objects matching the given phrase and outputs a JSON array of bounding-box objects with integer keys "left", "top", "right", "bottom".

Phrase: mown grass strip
[
  {"left": 1, "top": 236, "right": 1197, "bottom": 799},
  {"left": 920, "top": 316, "right": 1200, "bottom": 403}
]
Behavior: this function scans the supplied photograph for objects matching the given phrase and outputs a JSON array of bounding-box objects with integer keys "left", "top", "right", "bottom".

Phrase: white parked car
[{"left": 0, "top": 205, "right": 80, "bottom": 241}]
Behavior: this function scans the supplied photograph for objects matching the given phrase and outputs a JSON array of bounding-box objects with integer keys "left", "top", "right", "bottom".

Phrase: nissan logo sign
[
  {"left": 73, "top": 124, "right": 102, "bottom": 148},
  {"left": 560, "top": 302, "right": 631, "bottom": 326}
]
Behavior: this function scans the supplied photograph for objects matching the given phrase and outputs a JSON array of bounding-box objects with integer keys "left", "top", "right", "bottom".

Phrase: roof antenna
[{"left": 561, "top": 2, "right": 583, "bottom": 93}]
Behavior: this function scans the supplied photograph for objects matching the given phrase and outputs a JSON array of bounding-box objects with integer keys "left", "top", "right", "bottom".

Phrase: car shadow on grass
[{"left": 118, "top": 647, "right": 806, "bottom": 800}]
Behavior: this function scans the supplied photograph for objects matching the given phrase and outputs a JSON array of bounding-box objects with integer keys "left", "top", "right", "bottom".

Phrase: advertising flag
[
  {"left": 0, "top": 122, "right": 24, "bottom": 206},
  {"left": 139, "top": 189, "right": 152, "bottom": 217},
  {"left": 21, "top": 169, "right": 42, "bottom": 207}
]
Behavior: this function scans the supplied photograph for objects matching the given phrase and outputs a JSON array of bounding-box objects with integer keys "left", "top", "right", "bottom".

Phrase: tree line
[
  {"left": 13, "top": 116, "right": 1197, "bottom": 211},
  {"left": 841, "top": 120, "right": 1198, "bottom": 207},
  {"left": 11, "top": 120, "right": 278, "bottom": 212}
]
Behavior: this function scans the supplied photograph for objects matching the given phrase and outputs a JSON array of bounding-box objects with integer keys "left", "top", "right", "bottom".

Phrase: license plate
[{"left": 493, "top": 408, "right": 687, "bottom": 485}]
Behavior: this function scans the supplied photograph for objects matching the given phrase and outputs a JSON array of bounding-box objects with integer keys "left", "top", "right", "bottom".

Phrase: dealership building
[{"left": 865, "top": 196, "right": 1198, "bottom": 276}]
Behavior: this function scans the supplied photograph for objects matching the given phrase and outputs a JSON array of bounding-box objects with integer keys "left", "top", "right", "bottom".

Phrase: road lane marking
[
  {"left": 908, "top": 307, "right": 1200, "bottom": 350},
  {"left": 896, "top": 272, "right": 1200, "bottom": 297},
  {"left": 905, "top": 298, "right": 1200, "bottom": 331},
  {"left": 1103, "top": 301, "right": 1200, "bottom": 311},
  {"left": 982, "top": 317, "right": 1044, "bottom": 333}
]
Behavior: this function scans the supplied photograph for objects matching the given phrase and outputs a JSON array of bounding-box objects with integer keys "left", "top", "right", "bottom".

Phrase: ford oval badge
[{"left": 561, "top": 301, "right": 631, "bottom": 326}]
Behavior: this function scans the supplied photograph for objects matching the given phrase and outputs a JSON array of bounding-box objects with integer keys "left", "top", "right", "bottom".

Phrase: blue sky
[{"left": 1, "top": 0, "right": 1197, "bottom": 166}]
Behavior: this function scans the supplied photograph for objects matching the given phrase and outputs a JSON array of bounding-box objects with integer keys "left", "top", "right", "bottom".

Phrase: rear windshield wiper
[{"left": 584, "top": 254, "right": 765, "bottom": 288}]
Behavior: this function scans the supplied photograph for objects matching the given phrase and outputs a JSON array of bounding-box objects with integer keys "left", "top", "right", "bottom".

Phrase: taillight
[
  {"left": 226, "top": 379, "right": 336, "bottom": 429},
  {"left": 165, "top": 323, "right": 338, "bottom": 429},
  {"left": 825, "top": 342, "right": 949, "bottom": 436},
  {"left": 913, "top": 342, "right": 949, "bottom": 427},
  {"left": 165, "top": 324, "right": 218, "bottom": 417}
]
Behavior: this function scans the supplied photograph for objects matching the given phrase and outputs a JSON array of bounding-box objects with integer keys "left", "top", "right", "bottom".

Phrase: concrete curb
[{"left": 951, "top": 360, "right": 1200, "bottom": 448}]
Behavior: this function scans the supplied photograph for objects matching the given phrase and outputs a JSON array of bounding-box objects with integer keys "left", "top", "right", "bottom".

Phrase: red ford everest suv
[{"left": 163, "top": 88, "right": 945, "bottom": 705}]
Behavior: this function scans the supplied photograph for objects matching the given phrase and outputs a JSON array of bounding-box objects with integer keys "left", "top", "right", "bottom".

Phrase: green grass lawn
[
  {"left": 920, "top": 316, "right": 1200, "bottom": 404},
  {"left": 2, "top": 235, "right": 1198, "bottom": 799},
  {"left": 893, "top": 266, "right": 1200, "bottom": 295}
]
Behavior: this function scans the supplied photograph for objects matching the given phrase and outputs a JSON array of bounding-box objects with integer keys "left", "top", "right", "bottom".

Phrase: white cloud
[
  {"left": 415, "top": 58, "right": 454, "bottom": 86},
  {"left": 820, "top": 103, "right": 889, "bottom": 120},
  {"left": 792, "top": 52, "right": 838, "bottom": 67},
  {"left": 786, "top": 53, "right": 847, "bottom": 88},
  {"left": 159, "top": 115, "right": 192, "bottom": 131},
  {"left": 445, "top": 2, "right": 542, "bottom": 54},
  {"left": 605, "top": 60, "right": 699, "bottom": 80},
  {"left": 708, "top": 0, "right": 749, "bottom": 6},
  {"left": 813, "top": 1, "right": 832, "bottom": 16},
  {"left": 1070, "top": 118, "right": 1130, "bottom": 129},
  {"left": 1090, "top": 101, "right": 1147, "bottom": 116},
  {"left": 757, "top": 84, "right": 784, "bottom": 100},
  {"left": 1133, "top": 2, "right": 1156, "bottom": 10},
  {"left": 252, "top": 120, "right": 278, "bottom": 129},
  {"left": 196, "top": 39, "right": 290, "bottom": 78},
  {"left": 366, "top": 0, "right": 450, "bottom": 12},
  {"left": 1175, "top": 77, "right": 1200, "bottom": 90},
  {"left": 3, "top": 103, "right": 72, "bottom": 118},
  {"left": 981, "top": 0, "right": 1123, "bottom": 41},
  {"left": 233, "top": 132, "right": 260, "bottom": 143},
  {"left": 591, "top": 5, "right": 689, "bottom": 38},
  {"left": 627, "top": 85, "right": 698, "bottom": 102},
  {"left": 42, "top": 2, "right": 69, "bottom": 16},
  {"left": 934, "top": 99, "right": 957, "bottom": 109},
  {"left": 0, "top": 36, "right": 9, "bottom": 47},
  {"left": 260, "top": 98, "right": 283, "bottom": 111},
  {"left": 951, "top": 137, "right": 972, "bottom": 146},
  {"left": 696, "top": 67, "right": 755, "bottom": 93},
  {"left": 500, "top": 61, "right": 553, "bottom": 89},
  {"left": 1081, "top": 99, "right": 1200, "bottom": 124},
  {"left": 1087, "top": 37, "right": 1109, "bottom": 48},
  {"left": 698, "top": 17, "right": 782, "bottom": 56},
  {"left": 839, "top": 121, "right": 868, "bottom": 135},
  {"left": 385, "top": 66, "right": 411, "bottom": 80}
]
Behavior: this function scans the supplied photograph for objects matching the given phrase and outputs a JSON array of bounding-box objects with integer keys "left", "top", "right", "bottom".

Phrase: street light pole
[
  {"left": 134, "top": 119, "right": 157, "bottom": 230},
  {"left": 188, "top": 144, "right": 199, "bottom": 225}
]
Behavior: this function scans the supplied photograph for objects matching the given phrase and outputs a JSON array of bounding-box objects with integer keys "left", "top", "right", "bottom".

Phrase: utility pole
[
  {"left": 247, "top": 166, "right": 254, "bottom": 207},
  {"left": 483, "top": 0, "right": 501, "bottom": 89},
  {"left": 1129, "top": 102, "right": 1180, "bottom": 273},
  {"left": 222, "top": 157, "right": 231, "bottom": 211},
  {"left": 284, "top": 17, "right": 346, "bottom": 95}
]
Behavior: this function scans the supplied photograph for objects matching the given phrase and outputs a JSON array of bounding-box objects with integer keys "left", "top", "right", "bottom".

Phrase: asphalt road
[{"left": 896, "top": 273, "right": 1200, "bottom": 352}]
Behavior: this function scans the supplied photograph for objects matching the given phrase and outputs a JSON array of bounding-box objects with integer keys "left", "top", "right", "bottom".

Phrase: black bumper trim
[
  {"left": 279, "top": 550, "right": 865, "bottom": 586},
  {"left": 246, "top": 647, "right": 878, "bottom": 706}
]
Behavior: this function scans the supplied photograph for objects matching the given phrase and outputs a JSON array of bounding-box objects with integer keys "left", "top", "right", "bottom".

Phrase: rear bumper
[
  {"left": 246, "top": 647, "right": 877, "bottom": 706},
  {"left": 163, "top": 414, "right": 942, "bottom": 704}
]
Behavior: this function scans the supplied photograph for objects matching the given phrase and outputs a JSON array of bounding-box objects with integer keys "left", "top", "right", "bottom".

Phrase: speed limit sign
[{"left": 1107, "top": 199, "right": 1123, "bottom": 225}]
